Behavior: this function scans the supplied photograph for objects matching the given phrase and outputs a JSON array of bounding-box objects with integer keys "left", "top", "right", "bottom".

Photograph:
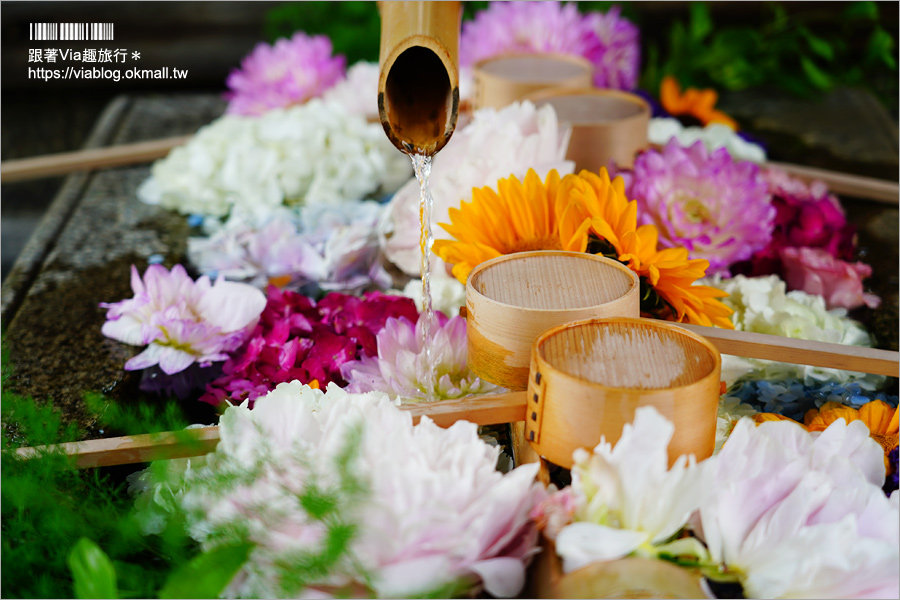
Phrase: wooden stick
[
  {"left": 672, "top": 322, "right": 899, "bottom": 377},
  {"left": 1, "top": 135, "right": 191, "bottom": 183},
  {"left": 768, "top": 161, "right": 898, "bottom": 205},
  {"left": 14, "top": 391, "right": 528, "bottom": 469}
]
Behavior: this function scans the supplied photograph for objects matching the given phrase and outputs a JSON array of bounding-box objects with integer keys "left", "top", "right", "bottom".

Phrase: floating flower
[
  {"left": 435, "top": 168, "right": 734, "bottom": 327},
  {"left": 322, "top": 61, "right": 379, "bottom": 119},
  {"left": 805, "top": 400, "right": 898, "bottom": 471},
  {"left": 701, "top": 417, "right": 898, "bottom": 599},
  {"left": 224, "top": 32, "right": 345, "bottom": 116},
  {"left": 659, "top": 76, "right": 738, "bottom": 129},
  {"left": 178, "top": 382, "right": 546, "bottom": 598},
  {"left": 433, "top": 169, "right": 565, "bottom": 283},
  {"left": 752, "top": 167, "right": 855, "bottom": 264},
  {"left": 200, "top": 288, "right": 418, "bottom": 407},
  {"left": 138, "top": 100, "right": 410, "bottom": 223},
  {"left": 708, "top": 274, "right": 884, "bottom": 389},
  {"left": 460, "top": 2, "right": 639, "bottom": 90},
  {"left": 341, "top": 315, "right": 500, "bottom": 402},
  {"left": 647, "top": 118, "right": 766, "bottom": 164},
  {"left": 781, "top": 246, "right": 880, "bottom": 311},
  {"left": 101, "top": 264, "right": 266, "bottom": 375},
  {"left": 381, "top": 100, "right": 573, "bottom": 276},
  {"left": 624, "top": 139, "right": 774, "bottom": 276},
  {"left": 551, "top": 406, "right": 711, "bottom": 573}
]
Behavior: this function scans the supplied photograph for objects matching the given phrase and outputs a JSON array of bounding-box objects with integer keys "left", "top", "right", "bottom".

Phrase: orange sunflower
[
  {"left": 659, "top": 76, "right": 738, "bottom": 130},
  {"left": 433, "top": 169, "right": 563, "bottom": 283},
  {"left": 435, "top": 167, "right": 734, "bottom": 328}
]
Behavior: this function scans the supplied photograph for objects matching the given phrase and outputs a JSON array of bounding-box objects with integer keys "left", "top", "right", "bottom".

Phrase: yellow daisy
[
  {"left": 556, "top": 168, "right": 637, "bottom": 254},
  {"left": 434, "top": 169, "right": 562, "bottom": 283}
]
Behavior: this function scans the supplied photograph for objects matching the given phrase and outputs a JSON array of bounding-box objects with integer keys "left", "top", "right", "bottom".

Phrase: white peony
[
  {"left": 379, "top": 100, "right": 574, "bottom": 275},
  {"left": 178, "top": 382, "right": 544, "bottom": 598}
]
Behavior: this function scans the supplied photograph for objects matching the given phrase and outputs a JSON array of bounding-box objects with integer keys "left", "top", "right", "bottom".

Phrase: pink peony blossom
[
  {"left": 201, "top": 288, "right": 419, "bottom": 406},
  {"left": 341, "top": 314, "right": 499, "bottom": 401},
  {"left": 225, "top": 32, "right": 345, "bottom": 116},
  {"left": 781, "top": 246, "right": 881, "bottom": 310},
  {"left": 737, "top": 167, "right": 857, "bottom": 277},
  {"left": 459, "top": 1, "right": 639, "bottom": 90},
  {"left": 625, "top": 139, "right": 775, "bottom": 275},
  {"left": 101, "top": 264, "right": 266, "bottom": 375}
]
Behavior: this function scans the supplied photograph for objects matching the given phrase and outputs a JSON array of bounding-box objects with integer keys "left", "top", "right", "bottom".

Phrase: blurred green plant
[
  {"left": 264, "top": 1, "right": 382, "bottom": 63},
  {"left": 641, "top": 1, "right": 898, "bottom": 105}
]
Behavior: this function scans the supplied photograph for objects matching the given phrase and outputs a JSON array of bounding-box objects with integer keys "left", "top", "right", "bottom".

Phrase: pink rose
[{"left": 780, "top": 246, "right": 880, "bottom": 310}]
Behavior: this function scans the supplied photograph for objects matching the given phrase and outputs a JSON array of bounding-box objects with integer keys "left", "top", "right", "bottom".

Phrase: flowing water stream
[{"left": 410, "top": 152, "right": 437, "bottom": 399}]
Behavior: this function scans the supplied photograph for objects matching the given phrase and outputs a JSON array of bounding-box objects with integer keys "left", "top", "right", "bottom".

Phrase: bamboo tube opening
[{"left": 378, "top": 1, "right": 461, "bottom": 155}]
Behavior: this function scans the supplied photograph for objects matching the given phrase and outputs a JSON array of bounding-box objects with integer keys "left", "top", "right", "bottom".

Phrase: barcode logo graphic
[{"left": 30, "top": 23, "right": 114, "bottom": 41}]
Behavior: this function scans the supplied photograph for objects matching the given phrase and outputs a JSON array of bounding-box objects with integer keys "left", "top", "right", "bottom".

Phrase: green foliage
[
  {"left": 263, "top": 2, "right": 381, "bottom": 63},
  {"left": 83, "top": 392, "right": 189, "bottom": 436},
  {"left": 68, "top": 538, "right": 119, "bottom": 599},
  {"left": 641, "top": 1, "right": 898, "bottom": 105},
  {"left": 158, "top": 542, "right": 253, "bottom": 599}
]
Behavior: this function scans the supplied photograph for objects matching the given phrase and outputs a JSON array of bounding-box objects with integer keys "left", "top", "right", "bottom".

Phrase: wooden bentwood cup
[
  {"left": 526, "top": 317, "right": 722, "bottom": 469},
  {"left": 524, "top": 87, "right": 651, "bottom": 171},
  {"left": 466, "top": 251, "right": 639, "bottom": 391},
  {"left": 472, "top": 53, "right": 594, "bottom": 110}
]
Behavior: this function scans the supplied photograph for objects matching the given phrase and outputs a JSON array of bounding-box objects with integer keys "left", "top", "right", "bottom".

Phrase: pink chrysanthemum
[
  {"left": 341, "top": 315, "right": 500, "bottom": 402},
  {"left": 624, "top": 139, "right": 775, "bottom": 276},
  {"left": 225, "top": 32, "right": 346, "bottom": 116},
  {"left": 460, "top": 1, "right": 639, "bottom": 90}
]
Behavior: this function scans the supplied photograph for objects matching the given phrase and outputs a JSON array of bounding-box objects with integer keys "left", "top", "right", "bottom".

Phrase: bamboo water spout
[{"left": 378, "top": 1, "right": 460, "bottom": 155}]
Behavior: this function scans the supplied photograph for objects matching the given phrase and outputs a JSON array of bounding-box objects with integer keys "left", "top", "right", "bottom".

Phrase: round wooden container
[
  {"left": 526, "top": 317, "right": 721, "bottom": 468},
  {"left": 473, "top": 53, "right": 594, "bottom": 110},
  {"left": 466, "top": 251, "right": 639, "bottom": 390},
  {"left": 524, "top": 88, "right": 650, "bottom": 171}
]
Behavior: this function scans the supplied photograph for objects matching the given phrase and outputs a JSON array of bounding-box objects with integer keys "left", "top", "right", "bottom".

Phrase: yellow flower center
[{"left": 679, "top": 196, "right": 710, "bottom": 224}]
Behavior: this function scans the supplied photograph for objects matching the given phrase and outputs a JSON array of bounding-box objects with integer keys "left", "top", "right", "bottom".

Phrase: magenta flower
[
  {"left": 341, "top": 315, "right": 500, "bottom": 402},
  {"left": 626, "top": 139, "right": 775, "bottom": 275},
  {"left": 101, "top": 264, "right": 266, "bottom": 375},
  {"left": 460, "top": 2, "right": 639, "bottom": 90},
  {"left": 781, "top": 246, "right": 881, "bottom": 310},
  {"left": 201, "top": 288, "right": 419, "bottom": 407},
  {"left": 225, "top": 32, "right": 345, "bottom": 116},
  {"left": 582, "top": 6, "right": 640, "bottom": 89},
  {"left": 737, "top": 167, "right": 858, "bottom": 277}
]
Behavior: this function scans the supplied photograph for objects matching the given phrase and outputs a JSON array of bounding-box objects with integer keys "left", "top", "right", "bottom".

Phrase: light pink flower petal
[
  {"left": 556, "top": 522, "right": 649, "bottom": 573},
  {"left": 196, "top": 277, "right": 266, "bottom": 333},
  {"left": 469, "top": 557, "right": 527, "bottom": 598},
  {"left": 124, "top": 344, "right": 165, "bottom": 371},
  {"left": 158, "top": 347, "right": 198, "bottom": 375}
]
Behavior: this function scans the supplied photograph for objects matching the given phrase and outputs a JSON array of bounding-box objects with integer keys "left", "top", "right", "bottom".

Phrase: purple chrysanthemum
[
  {"left": 460, "top": 1, "right": 639, "bottom": 90},
  {"left": 625, "top": 139, "right": 775, "bottom": 275},
  {"left": 582, "top": 6, "right": 640, "bottom": 89},
  {"left": 225, "top": 32, "right": 345, "bottom": 116}
]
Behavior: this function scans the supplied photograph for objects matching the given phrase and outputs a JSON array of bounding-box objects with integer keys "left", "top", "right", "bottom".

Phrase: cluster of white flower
[
  {"left": 138, "top": 99, "right": 410, "bottom": 225},
  {"left": 703, "top": 274, "right": 883, "bottom": 388},
  {"left": 648, "top": 117, "right": 767, "bottom": 164}
]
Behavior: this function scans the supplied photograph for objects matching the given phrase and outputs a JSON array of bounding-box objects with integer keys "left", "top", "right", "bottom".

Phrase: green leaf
[
  {"left": 843, "top": 1, "right": 879, "bottom": 21},
  {"left": 800, "top": 56, "right": 832, "bottom": 90},
  {"left": 867, "top": 28, "right": 897, "bottom": 70},
  {"left": 800, "top": 27, "right": 834, "bottom": 61},
  {"left": 158, "top": 543, "right": 253, "bottom": 599},
  {"left": 689, "top": 2, "right": 713, "bottom": 42},
  {"left": 67, "top": 538, "right": 118, "bottom": 599}
]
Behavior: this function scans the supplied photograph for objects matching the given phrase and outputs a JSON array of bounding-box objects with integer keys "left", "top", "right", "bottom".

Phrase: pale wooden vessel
[
  {"left": 377, "top": 1, "right": 460, "bottom": 155},
  {"left": 472, "top": 53, "right": 593, "bottom": 110},
  {"left": 526, "top": 317, "right": 722, "bottom": 468},
  {"left": 466, "top": 251, "right": 640, "bottom": 390},
  {"left": 525, "top": 87, "right": 651, "bottom": 171}
]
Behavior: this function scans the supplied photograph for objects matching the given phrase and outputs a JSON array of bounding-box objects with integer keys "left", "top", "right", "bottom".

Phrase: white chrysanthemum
[
  {"left": 178, "top": 382, "right": 543, "bottom": 598},
  {"left": 322, "top": 61, "right": 379, "bottom": 119},
  {"left": 380, "top": 100, "right": 574, "bottom": 275},
  {"left": 393, "top": 274, "right": 467, "bottom": 317},
  {"left": 138, "top": 99, "right": 410, "bottom": 225},
  {"left": 555, "top": 407, "right": 711, "bottom": 573},
  {"left": 704, "top": 274, "right": 884, "bottom": 388},
  {"left": 648, "top": 117, "right": 767, "bottom": 164}
]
